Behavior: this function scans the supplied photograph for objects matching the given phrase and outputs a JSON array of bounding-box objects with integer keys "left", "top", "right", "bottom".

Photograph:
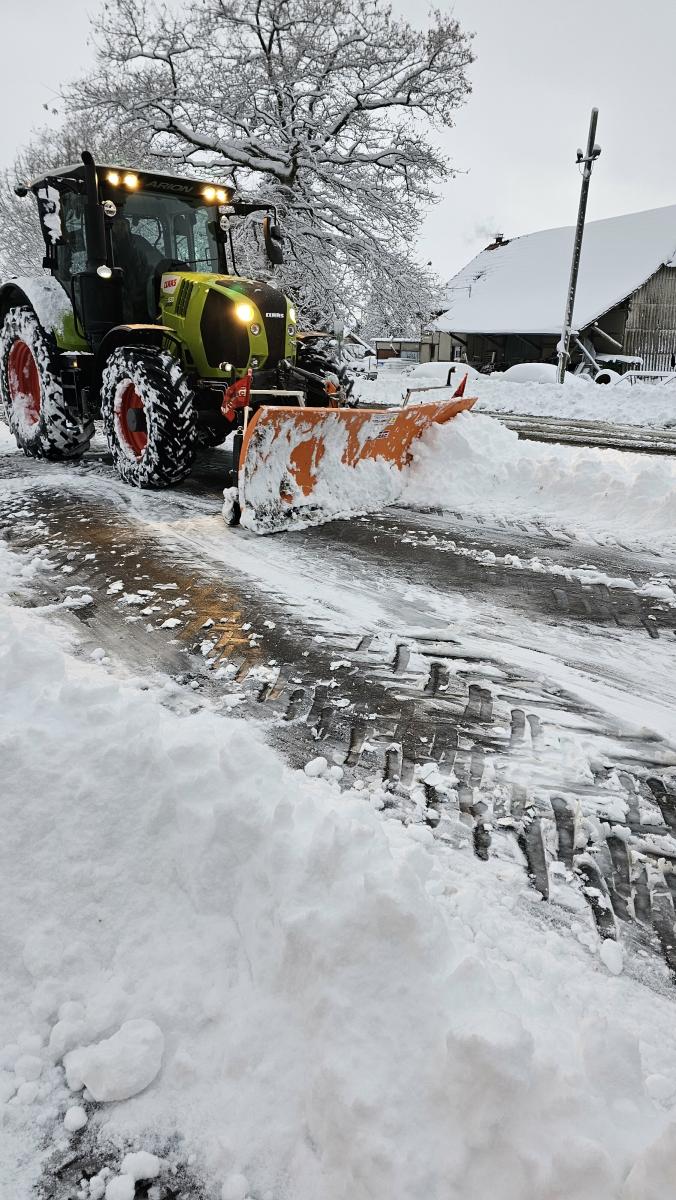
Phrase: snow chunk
[
  {"left": 599, "top": 938, "right": 624, "bottom": 975},
  {"left": 49, "top": 1018, "right": 87, "bottom": 1060},
  {"left": 16, "top": 1080, "right": 39, "bottom": 1104},
  {"left": 105, "top": 1176, "right": 135, "bottom": 1200},
  {"left": 64, "top": 1020, "right": 164, "bottom": 1102},
  {"left": 120, "top": 1151, "right": 161, "bottom": 1181},
  {"left": 62, "top": 593, "right": 94, "bottom": 610},
  {"left": 303, "top": 756, "right": 329, "bottom": 778},
  {"left": 63, "top": 1105, "right": 88, "bottom": 1132},
  {"left": 88, "top": 1171, "right": 110, "bottom": 1200}
]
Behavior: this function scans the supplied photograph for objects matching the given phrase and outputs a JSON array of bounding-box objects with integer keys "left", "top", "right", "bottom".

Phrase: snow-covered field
[
  {"left": 3, "top": 413, "right": 676, "bottom": 1199},
  {"left": 355, "top": 365, "right": 676, "bottom": 427}
]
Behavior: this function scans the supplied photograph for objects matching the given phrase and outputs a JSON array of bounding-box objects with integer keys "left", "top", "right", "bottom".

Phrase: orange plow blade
[{"left": 233, "top": 394, "right": 476, "bottom": 533}]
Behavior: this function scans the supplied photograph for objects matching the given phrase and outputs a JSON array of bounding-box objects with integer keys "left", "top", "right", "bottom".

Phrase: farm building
[
  {"left": 374, "top": 336, "right": 430, "bottom": 363},
  {"left": 433, "top": 204, "right": 676, "bottom": 374}
]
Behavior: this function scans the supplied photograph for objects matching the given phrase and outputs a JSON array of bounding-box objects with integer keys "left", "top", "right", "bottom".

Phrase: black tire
[
  {"left": 100, "top": 346, "right": 197, "bottom": 487},
  {"left": 0, "top": 306, "right": 94, "bottom": 460}
]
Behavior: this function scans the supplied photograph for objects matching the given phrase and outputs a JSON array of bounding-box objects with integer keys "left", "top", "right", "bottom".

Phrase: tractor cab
[{"left": 19, "top": 153, "right": 284, "bottom": 346}]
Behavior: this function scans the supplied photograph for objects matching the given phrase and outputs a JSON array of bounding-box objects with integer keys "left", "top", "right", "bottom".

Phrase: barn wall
[{"left": 624, "top": 266, "right": 676, "bottom": 371}]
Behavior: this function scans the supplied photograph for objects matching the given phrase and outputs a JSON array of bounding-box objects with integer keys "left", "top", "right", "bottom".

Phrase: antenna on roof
[{"left": 557, "top": 108, "right": 602, "bottom": 383}]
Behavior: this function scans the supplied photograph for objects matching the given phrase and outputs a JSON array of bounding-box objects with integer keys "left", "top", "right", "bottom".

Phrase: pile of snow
[
  {"left": 355, "top": 369, "right": 676, "bottom": 427},
  {"left": 402, "top": 412, "right": 676, "bottom": 550},
  {"left": 501, "top": 362, "right": 563, "bottom": 383},
  {"left": 4, "top": 539, "right": 676, "bottom": 1199}
]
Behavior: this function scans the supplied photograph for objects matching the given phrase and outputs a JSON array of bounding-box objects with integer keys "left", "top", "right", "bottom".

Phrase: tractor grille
[
  {"left": 248, "top": 282, "right": 287, "bottom": 366},
  {"left": 175, "top": 280, "right": 193, "bottom": 318},
  {"left": 200, "top": 290, "right": 250, "bottom": 369}
]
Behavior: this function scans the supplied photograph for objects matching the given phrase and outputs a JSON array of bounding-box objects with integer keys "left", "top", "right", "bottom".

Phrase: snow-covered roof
[
  {"left": 345, "top": 331, "right": 376, "bottom": 353},
  {"left": 435, "top": 203, "right": 676, "bottom": 337}
]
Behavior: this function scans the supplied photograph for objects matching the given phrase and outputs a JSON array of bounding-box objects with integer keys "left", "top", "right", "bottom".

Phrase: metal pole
[{"left": 557, "top": 108, "right": 601, "bottom": 383}]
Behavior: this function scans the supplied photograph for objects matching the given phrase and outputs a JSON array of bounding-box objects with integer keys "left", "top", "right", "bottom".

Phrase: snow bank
[
  {"left": 402, "top": 411, "right": 676, "bottom": 549},
  {"left": 3, "top": 541, "right": 676, "bottom": 1199},
  {"left": 355, "top": 370, "right": 676, "bottom": 427}
]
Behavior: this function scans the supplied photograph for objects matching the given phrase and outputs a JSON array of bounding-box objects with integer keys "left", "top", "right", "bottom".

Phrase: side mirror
[{"left": 263, "top": 215, "right": 284, "bottom": 265}]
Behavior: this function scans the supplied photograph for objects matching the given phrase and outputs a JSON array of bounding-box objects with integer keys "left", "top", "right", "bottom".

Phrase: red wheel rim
[
  {"left": 118, "top": 381, "right": 148, "bottom": 458},
  {"left": 7, "top": 340, "right": 41, "bottom": 425}
]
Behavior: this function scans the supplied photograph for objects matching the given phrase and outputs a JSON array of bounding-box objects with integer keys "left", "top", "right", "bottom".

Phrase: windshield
[{"left": 106, "top": 190, "right": 223, "bottom": 273}]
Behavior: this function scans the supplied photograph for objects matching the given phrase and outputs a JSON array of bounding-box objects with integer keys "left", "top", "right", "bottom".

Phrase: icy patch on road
[{"left": 402, "top": 412, "right": 676, "bottom": 550}]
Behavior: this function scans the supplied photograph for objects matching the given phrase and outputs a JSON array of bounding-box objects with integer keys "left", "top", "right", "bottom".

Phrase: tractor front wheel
[
  {"left": 100, "top": 347, "right": 197, "bottom": 487},
  {"left": 0, "top": 306, "right": 94, "bottom": 460}
]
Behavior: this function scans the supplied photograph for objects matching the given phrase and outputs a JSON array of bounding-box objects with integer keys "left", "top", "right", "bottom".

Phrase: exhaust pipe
[{"left": 81, "top": 150, "right": 107, "bottom": 270}]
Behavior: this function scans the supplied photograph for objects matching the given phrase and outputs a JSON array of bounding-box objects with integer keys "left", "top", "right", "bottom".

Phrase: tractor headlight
[
  {"left": 250, "top": 322, "right": 261, "bottom": 336},
  {"left": 123, "top": 173, "right": 139, "bottom": 189},
  {"left": 204, "top": 185, "right": 229, "bottom": 203},
  {"left": 106, "top": 171, "right": 120, "bottom": 186},
  {"left": 288, "top": 323, "right": 296, "bottom": 337},
  {"left": 289, "top": 306, "right": 296, "bottom": 322},
  {"left": 235, "top": 302, "right": 255, "bottom": 323}
]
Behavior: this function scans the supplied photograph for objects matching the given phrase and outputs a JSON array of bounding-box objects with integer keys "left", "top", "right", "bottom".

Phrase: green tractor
[{"left": 0, "top": 151, "right": 348, "bottom": 494}]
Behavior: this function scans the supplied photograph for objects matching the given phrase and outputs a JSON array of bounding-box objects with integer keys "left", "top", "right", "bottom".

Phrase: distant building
[
  {"left": 374, "top": 336, "right": 428, "bottom": 363},
  {"left": 432, "top": 204, "right": 676, "bottom": 372}
]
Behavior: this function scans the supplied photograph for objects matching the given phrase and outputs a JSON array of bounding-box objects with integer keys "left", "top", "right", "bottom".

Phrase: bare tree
[
  {"left": 68, "top": 0, "right": 473, "bottom": 330},
  {"left": 0, "top": 112, "right": 154, "bottom": 278}
]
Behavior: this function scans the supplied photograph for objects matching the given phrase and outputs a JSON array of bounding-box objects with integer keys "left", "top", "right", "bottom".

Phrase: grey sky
[{"left": 2, "top": 0, "right": 675, "bottom": 280}]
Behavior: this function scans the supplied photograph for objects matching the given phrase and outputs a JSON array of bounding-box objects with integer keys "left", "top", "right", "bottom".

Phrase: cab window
[{"left": 55, "top": 192, "right": 88, "bottom": 285}]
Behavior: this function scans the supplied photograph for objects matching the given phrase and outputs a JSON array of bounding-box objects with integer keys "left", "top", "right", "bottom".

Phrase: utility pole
[{"left": 556, "top": 108, "right": 602, "bottom": 383}]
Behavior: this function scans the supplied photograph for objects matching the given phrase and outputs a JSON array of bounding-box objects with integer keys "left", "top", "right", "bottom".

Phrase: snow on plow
[{"left": 233, "top": 394, "right": 477, "bottom": 533}]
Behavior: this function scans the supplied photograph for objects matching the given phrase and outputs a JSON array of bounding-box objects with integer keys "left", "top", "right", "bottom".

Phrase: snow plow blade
[{"left": 236, "top": 394, "right": 476, "bottom": 533}]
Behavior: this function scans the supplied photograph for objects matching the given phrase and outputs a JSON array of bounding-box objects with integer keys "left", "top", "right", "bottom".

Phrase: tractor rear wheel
[
  {"left": 100, "top": 347, "right": 197, "bottom": 487},
  {"left": 0, "top": 306, "right": 94, "bottom": 459}
]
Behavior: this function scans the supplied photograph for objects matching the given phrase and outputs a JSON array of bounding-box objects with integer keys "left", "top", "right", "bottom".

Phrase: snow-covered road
[
  {"left": 3, "top": 420, "right": 676, "bottom": 1198},
  {"left": 2, "top": 431, "right": 676, "bottom": 964}
]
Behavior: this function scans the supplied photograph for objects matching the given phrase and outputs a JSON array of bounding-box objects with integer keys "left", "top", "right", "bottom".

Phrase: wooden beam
[{"left": 592, "top": 323, "right": 623, "bottom": 351}]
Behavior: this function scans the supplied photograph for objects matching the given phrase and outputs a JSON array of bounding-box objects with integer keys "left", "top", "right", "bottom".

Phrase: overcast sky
[{"left": 2, "top": 0, "right": 675, "bottom": 280}]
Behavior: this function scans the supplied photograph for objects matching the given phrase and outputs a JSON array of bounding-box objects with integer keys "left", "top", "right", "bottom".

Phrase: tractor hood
[{"left": 159, "top": 272, "right": 296, "bottom": 380}]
